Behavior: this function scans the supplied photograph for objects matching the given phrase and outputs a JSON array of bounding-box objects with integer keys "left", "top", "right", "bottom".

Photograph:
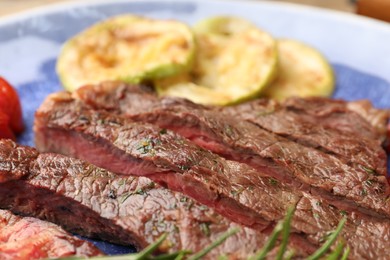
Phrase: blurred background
[{"left": 0, "top": 0, "right": 389, "bottom": 22}]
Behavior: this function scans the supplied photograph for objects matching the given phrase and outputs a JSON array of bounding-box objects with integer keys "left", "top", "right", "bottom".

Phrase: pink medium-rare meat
[
  {"left": 0, "top": 139, "right": 309, "bottom": 259},
  {"left": 0, "top": 209, "right": 101, "bottom": 260},
  {"left": 73, "top": 82, "right": 390, "bottom": 219},
  {"left": 76, "top": 82, "right": 389, "bottom": 174},
  {"left": 33, "top": 93, "right": 390, "bottom": 259}
]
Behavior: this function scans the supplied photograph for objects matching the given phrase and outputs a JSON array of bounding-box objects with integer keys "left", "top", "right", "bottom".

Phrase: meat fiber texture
[
  {"left": 0, "top": 209, "right": 101, "bottom": 260},
  {"left": 33, "top": 91, "right": 390, "bottom": 259},
  {"left": 0, "top": 139, "right": 309, "bottom": 259},
  {"left": 73, "top": 82, "right": 390, "bottom": 219}
]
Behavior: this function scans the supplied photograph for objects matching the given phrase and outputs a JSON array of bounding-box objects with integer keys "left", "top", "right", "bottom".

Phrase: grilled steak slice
[
  {"left": 282, "top": 97, "right": 389, "bottom": 140},
  {"left": 76, "top": 82, "right": 389, "bottom": 175},
  {"left": 33, "top": 94, "right": 390, "bottom": 259},
  {"left": 73, "top": 82, "right": 390, "bottom": 219},
  {"left": 0, "top": 140, "right": 308, "bottom": 259},
  {"left": 222, "top": 98, "right": 388, "bottom": 174},
  {"left": 0, "top": 209, "right": 101, "bottom": 259}
]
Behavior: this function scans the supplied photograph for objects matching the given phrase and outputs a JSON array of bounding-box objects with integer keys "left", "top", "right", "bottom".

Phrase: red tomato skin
[
  {"left": 0, "top": 77, "right": 24, "bottom": 134},
  {"left": 0, "top": 111, "right": 15, "bottom": 140}
]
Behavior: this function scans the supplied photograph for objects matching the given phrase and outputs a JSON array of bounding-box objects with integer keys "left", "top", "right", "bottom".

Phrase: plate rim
[{"left": 1, "top": 0, "right": 390, "bottom": 34}]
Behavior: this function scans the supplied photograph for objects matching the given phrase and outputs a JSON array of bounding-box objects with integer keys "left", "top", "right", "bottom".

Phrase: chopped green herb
[
  {"left": 361, "top": 165, "right": 377, "bottom": 175},
  {"left": 117, "top": 179, "right": 126, "bottom": 187},
  {"left": 361, "top": 189, "right": 367, "bottom": 196},
  {"left": 173, "top": 225, "right": 179, "bottom": 233},
  {"left": 364, "top": 179, "right": 374, "bottom": 186},
  {"left": 199, "top": 205, "right": 208, "bottom": 211},
  {"left": 339, "top": 210, "right": 347, "bottom": 216},
  {"left": 135, "top": 188, "right": 145, "bottom": 195},
  {"left": 230, "top": 187, "right": 246, "bottom": 197},
  {"left": 120, "top": 192, "right": 132, "bottom": 204},
  {"left": 200, "top": 222, "right": 211, "bottom": 236},
  {"left": 225, "top": 125, "right": 234, "bottom": 136},
  {"left": 147, "top": 182, "right": 156, "bottom": 189},
  {"left": 269, "top": 178, "right": 278, "bottom": 186},
  {"left": 137, "top": 139, "right": 154, "bottom": 155},
  {"left": 159, "top": 128, "right": 168, "bottom": 135},
  {"left": 179, "top": 165, "right": 190, "bottom": 171},
  {"left": 186, "top": 200, "right": 194, "bottom": 211},
  {"left": 120, "top": 187, "right": 149, "bottom": 203},
  {"left": 176, "top": 139, "right": 185, "bottom": 145}
]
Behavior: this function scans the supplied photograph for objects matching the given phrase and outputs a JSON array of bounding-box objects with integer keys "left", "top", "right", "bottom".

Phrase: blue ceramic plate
[{"left": 1, "top": 0, "right": 390, "bottom": 255}]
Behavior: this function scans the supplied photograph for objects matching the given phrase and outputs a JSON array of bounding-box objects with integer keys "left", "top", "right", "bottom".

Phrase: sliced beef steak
[
  {"left": 76, "top": 82, "right": 389, "bottom": 174},
  {"left": 0, "top": 209, "right": 101, "bottom": 260},
  {"left": 282, "top": 97, "right": 389, "bottom": 140},
  {"left": 73, "top": 82, "right": 390, "bottom": 219},
  {"left": 0, "top": 140, "right": 308, "bottom": 259},
  {"left": 33, "top": 94, "right": 390, "bottom": 259},
  {"left": 222, "top": 98, "right": 388, "bottom": 174}
]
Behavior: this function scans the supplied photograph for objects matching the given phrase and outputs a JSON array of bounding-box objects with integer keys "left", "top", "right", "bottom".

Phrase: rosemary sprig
[
  {"left": 62, "top": 233, "right": 171, "bottom": 260},
  {"left": 283, "top": 250, "right": 295, "bottom": 260},
  {"left": 252, "top": 222, "right": 283, "bottom": 260},
  {"left": 62, "top": 228, "right": 238, "bottom": 260},
  {"left": 340, "top": 246, "right": 350, "bottom": 260},
  {"left": 306, "top": 217, "right": 347, "bottom": 260},
  {"left": 188, "top": 227, "right": 240, "bottom": 260},
  {"left": 275, "top": 206, "right": 295, "bottom": 260},
  {"left": 325, "top": 241, "right": 345, "bottom": 260},
  {"left": 152, "top": 251, "right": 191, "bottom": 260},
  {"left": 62, "top": 208, "right": 348, "bottom": 260},
  {"left": 249, "top": 207, "right": 347, "bottom": 260},
  {"left": 252, "top": 206, "right": 295, "bottom": 260},
  {"left": 136, "top": 233, "right": 169, "bottom": 260}
]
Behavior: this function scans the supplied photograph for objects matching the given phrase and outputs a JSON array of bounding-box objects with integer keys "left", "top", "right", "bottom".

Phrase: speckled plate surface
[{"left": 1, "top": 0, "right": 390, "bottom": 255}]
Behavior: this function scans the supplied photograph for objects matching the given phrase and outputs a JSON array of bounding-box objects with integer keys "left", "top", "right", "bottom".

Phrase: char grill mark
[
  {"left": 0, "top": 209, "right": 102, "bottom": 259},
  {"left": 0, "top": 140, "right": 308, "bottom": 259},
  {"left": 33, "top": 94, "right": 390, "bottom": 259},
  {"left": 73, "top": 82, "right": 390, "bottom": 219}
]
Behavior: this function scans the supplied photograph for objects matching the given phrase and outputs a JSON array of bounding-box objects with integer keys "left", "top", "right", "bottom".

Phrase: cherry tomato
[
  {"left": 0, "top": 111, "right": 15, "bottom": 140},
  {"left": 0, "top": 77, "right": 24, "bottom": 135}
]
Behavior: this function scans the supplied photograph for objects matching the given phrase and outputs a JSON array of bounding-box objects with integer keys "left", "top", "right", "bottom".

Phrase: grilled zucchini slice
[
  {"left": 57, "top": 15, "right": 195, "bottom": 91},
  {"left": 156, "top": 16, "right": 278, "bottom": 106},
  {"left": 264, "top": 39, "right": 334, "bottom": 100}
]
